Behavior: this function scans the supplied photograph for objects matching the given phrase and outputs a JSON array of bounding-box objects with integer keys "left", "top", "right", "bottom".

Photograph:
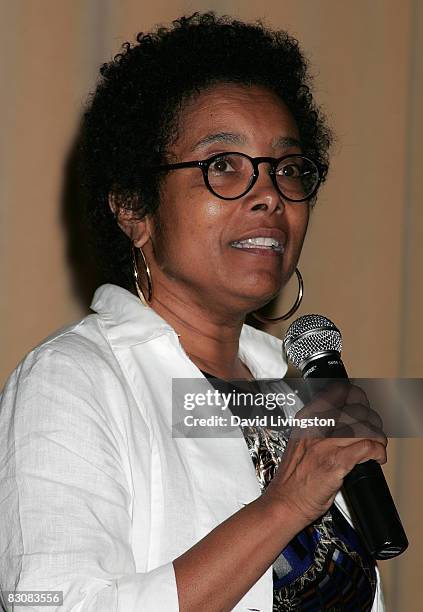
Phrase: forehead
[{"left": 172, "top": 83, "right": 299, "bottom": 154}]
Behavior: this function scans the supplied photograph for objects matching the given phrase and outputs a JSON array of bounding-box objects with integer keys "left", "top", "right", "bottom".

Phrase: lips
[{"left": 229, "top": 228, "right": 286, "bottom": 254}]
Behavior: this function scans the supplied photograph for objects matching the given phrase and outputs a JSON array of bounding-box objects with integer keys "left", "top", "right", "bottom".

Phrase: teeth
[{"left": 231, "top": 237, "right": 284, "bottom": 253}]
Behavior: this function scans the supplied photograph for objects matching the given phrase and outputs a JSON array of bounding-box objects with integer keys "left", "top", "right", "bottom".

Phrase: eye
[
  {"left": 277, "top": 162, "right": 302, "bottom": 178},
  {"left": 209, "top": 155, "right": 237, "bottom": 175}
]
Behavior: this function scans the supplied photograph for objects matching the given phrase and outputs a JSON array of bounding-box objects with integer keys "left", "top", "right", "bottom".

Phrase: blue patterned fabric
[{"left": 271, "top": 502, "right": 376, "bottom": 611}]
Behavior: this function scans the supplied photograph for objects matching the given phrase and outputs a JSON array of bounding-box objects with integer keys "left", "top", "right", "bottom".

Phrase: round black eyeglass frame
[{"left": 148, "top": 152, "right": 328, "bottom": 202}]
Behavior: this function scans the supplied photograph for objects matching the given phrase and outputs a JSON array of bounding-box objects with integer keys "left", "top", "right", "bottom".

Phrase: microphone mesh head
[{"left": 283, "top": 314, "right": 342, "bottom": 369}]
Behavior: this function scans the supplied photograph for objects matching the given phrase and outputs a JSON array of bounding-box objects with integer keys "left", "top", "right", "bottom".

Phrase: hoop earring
[
  {"left": 131, "top": 243, "right": 153, "bottom": 306},
  {"left": 251, "top": 267, "right": 303, "bottom": 323}
]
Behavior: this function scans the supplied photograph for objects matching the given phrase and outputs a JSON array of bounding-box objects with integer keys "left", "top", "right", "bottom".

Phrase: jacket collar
[{"left": 91, "top": 283, "right": 288, "bottom": 379}]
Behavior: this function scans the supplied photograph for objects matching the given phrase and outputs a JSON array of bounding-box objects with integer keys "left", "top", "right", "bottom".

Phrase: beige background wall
[{"left": 1, "top": 1, "right": 422, "bottom": 609}]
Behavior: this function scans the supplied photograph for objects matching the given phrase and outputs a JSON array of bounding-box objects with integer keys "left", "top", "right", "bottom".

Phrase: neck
[{"left": 146, "top": 280, "right": 252, "bottom": 380}]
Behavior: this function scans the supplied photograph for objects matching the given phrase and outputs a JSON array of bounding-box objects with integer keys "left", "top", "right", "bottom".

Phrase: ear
[{"left": 108, "top": 192, "right": 152, "bottom": 248}]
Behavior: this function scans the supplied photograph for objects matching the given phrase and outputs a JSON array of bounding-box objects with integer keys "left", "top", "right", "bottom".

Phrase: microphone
[{"left": 283, "top": 314, "right": 408, "bottom": 560}]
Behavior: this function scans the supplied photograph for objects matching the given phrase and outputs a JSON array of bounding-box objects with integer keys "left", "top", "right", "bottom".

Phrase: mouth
[{"left": 230, "top": 236, "right": 285, "bottom": 254}]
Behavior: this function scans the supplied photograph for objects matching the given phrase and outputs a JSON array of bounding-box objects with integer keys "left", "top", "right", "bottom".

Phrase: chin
[{"left": 240, "top": 285, "right": 281, "bottom": 310}]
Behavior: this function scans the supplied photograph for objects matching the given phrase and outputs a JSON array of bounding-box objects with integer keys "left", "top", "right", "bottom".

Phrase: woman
[{"left": 0, "top": 12, "right": 386, "bottom": 611}]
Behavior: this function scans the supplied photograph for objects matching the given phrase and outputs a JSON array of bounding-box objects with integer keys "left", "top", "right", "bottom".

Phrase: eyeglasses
[{"left": 149, "top": 152, "right": 327, "bottom": 202}]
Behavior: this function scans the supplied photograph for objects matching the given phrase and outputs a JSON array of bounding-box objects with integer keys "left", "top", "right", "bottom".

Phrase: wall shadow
[{"left": 60, "top": 125, "right": 104, "bottom": 312}]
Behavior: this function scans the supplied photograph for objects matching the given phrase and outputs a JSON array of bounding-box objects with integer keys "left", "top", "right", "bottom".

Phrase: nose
[{"left": 245, "top": 162, "right": 285, "bottom": 215}]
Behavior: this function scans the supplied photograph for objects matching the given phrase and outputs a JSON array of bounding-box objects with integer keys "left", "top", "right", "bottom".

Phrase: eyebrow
[
  {"left": 190, "top": 132, "right": 302, "bottom": 153},
  {"left": 272, "top": 136, "right": 302, "bottom": 150},
  {"left": 190, "top": 132, "right": 246, "bottom": 152}
]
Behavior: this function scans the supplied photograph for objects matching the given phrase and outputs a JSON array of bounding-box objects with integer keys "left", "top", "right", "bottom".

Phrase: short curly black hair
[{"left": 80, "top": 11, "right": 333, "bottom": 291}]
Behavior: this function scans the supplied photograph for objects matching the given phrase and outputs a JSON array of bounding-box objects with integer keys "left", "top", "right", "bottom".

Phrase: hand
[{"left": 262, "top": 381, "right": 387, "bottom": 526}]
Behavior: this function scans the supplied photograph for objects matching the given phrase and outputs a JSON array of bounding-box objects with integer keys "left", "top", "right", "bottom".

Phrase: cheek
[
  {"left": 159, "top": 175, "right": 225, "bottom": 229},
  {"left": 152, "top": 196, "right": 226, "bottom": 267},
  {"left": 204, "top": 200, "right": 223, "bottom": 218},
  {"left": 289, "top": 207, "right": 309, "bottom": 245},
  {"left": 189, "top": 202, "right": 227, "bottom": 253}
]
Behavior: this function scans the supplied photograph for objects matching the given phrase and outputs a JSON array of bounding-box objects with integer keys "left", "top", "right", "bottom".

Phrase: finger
[
  {"left": 290, "top": 422, "right": 327, "bottom": 441},
  {"left": 330, "top": 404, "right": 384, "bottom": 434},
  {"left": 336, "top": 439, "right": 388, "bottom": 469},
  {"left": 328, "top": 425, "right": 388, "bottom": 446},
  {"left": 308, "top": 402, "right": 384, "bottom": 434},
  {"left": 339, "top": 403, "right": 383, "bottom": 430},
  {"left": 344, "top": 384, "right": 370, "bottom": 408},
  {"left": 297, "top": 381, "right": 352, "bottom": 419}
]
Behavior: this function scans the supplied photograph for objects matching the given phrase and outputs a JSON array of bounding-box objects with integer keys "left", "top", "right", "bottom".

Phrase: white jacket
[{"left": 0, "top": 283, "right": 384, "bottom": 611}]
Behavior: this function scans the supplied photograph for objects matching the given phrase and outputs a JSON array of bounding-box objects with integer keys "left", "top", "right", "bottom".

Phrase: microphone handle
[{"left": 301, "top": 354, "right": 408, "bottom": 559}]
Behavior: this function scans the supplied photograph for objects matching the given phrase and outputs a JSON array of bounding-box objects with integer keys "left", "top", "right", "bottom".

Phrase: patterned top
[{"left": 201, "top": 371, "right": 377, "bottom": 612}]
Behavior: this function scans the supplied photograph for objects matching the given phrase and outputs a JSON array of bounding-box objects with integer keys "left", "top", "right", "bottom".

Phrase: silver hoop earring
[{"left": 251, "top": 267, "right": 303, "bottom": 323}]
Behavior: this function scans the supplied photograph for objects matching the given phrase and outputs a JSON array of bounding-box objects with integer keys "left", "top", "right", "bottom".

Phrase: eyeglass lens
[{"left": 207, "top": 153, "right": 319, "bottom": 200}]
